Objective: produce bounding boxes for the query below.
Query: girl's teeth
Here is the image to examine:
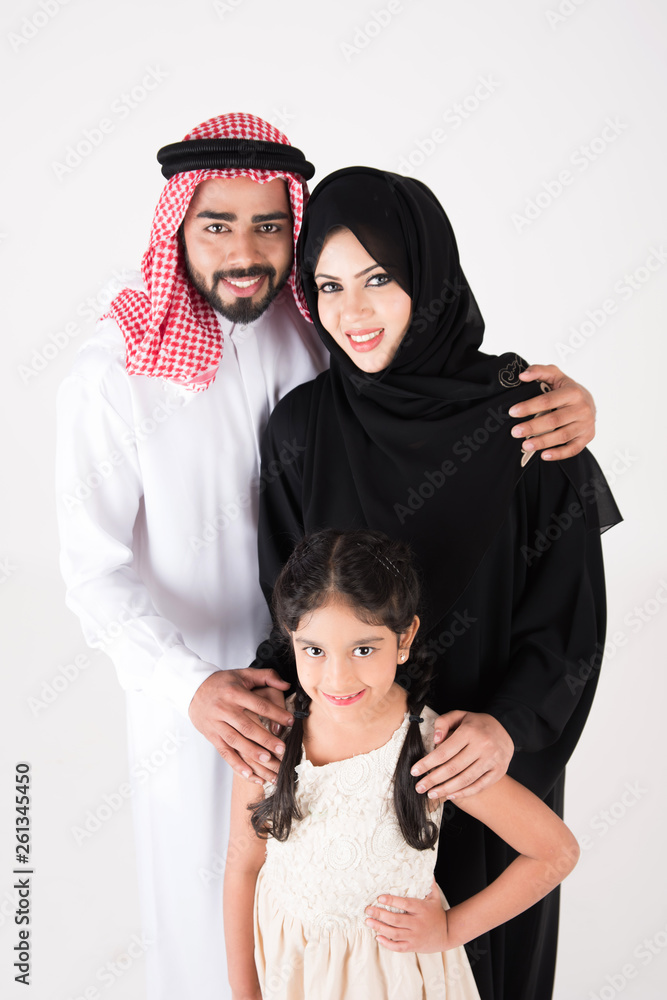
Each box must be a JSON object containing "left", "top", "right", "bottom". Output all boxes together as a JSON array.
[{"left": 350, "top": 330, "right": 382, "bottom": 343}]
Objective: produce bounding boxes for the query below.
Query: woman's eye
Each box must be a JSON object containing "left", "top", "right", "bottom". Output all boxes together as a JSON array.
[
  {"left": 316, "top": 281, "right": 341, "bottom": 294},
  {"left": 304, "top": 646, "right": 324, "bottom": 658},
  {"left": 353, "top": 646, "right": 374, "bottom": 657},
  {"left": 367, "top": 272, "right": 392, "bottom": 287}
]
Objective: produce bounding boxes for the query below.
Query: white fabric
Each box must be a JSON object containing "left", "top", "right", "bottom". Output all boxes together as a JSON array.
[
  {"left": 254, "top": 707, "right": 480, "bottom": 999},
  {"left": 56, "top": 277, "right": 328, "bottom": 1000}
]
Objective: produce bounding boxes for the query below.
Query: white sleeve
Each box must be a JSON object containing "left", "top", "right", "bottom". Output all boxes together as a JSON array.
[{"left": 55, "top": 364, "right": 219, "bottom": 717}]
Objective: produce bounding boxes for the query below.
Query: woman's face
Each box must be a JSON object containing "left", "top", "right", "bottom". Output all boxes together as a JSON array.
[{"left": 313, "top": 228, "right": 412, "bottom": 373}]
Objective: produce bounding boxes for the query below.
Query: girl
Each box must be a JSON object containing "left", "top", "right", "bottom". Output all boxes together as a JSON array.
[
  {"left": 225, "top": 528, "right": 579, "bottom": 1000},
  {"left": 253, "top": 167, "right": 621, "bottom": 998}
]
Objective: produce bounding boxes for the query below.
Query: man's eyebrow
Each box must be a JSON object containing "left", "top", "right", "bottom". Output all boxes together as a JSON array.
[
  {"left": 251, "top": 212, "right": 291, "bottom": 223},
  {"left": 196, "top": 211, "right": 236, "bottom": 221}
]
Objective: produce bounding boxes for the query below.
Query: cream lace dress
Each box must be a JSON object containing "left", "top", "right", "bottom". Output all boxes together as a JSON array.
[{"left": 253, "top": 706, "right": 481, "bottom": 999}]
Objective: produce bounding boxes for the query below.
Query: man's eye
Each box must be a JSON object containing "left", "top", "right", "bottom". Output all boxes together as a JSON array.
[
  {"left": 304, "top": 646, "right": 324, "bottom": 657},
  {"left": 353, "top": 646, "right": 374, "bottom": 657},
  {"left": 206, "top": 224, "right": 228, "bottom": 234},
  {"left": 258, "top": 224, "right": 280, "bottom": 233}
]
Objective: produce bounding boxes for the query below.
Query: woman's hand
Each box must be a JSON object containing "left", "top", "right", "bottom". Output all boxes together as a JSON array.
[
  {"left": 411, "top": 711, "right": 513, "bottom": 801},
  {"left": 365, "top": 881, "right": 456, "bottom": 953},
  {"left": 510, "top": 364, "right": 596, "bottom": 460}
]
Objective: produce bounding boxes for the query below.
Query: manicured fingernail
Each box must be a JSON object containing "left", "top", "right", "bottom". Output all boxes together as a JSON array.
[
  {"left": 508, "top": 405, "right": 520, "bottom": 417},
  {"left": 511, "top": 425, "right": 525, "bottom": 437},
  {"left": 415, "top": 784, "right": 425, "bottom": 794},
  {"left": 287, "top": 717, "right": 295, "bottom": 726},
  {"left": 259, "top": 753, "right": 270, "bottom": 763},
  {"left": 241, "top": 769, "right": 251, "bottom": 778},
  {"left": 410, "top": 766, "right": 421, "bottom": 776},
  {"left": 522, "top": 440, "right": 535, "bottom": 451},
  {"left": 275, "top": 745, "right": 285, "bottom": 756},
  {"left": 434, "top": 731, "right": 443, "bottom": 744},
  {"left": 428, "top": 790, "right": 439, "bottom": 799},
  {"left": 542, "top": 452, "right": 553, "bottom": 460},
  {"left": 378, "top": 896, "right": 387, "bottom": 904}
]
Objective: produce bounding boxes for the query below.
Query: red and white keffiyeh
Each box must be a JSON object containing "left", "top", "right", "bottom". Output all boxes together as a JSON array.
[{"left": 107, "top": 113, "right": 312, "bottom": 392}]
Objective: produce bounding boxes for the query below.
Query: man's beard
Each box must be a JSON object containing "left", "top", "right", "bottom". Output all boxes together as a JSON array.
[{"left": 183, "top": 249, "right": 291, "bottom": 324}]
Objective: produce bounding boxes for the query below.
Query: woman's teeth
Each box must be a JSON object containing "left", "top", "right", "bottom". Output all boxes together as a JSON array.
[{"left": 350, "top": 330, "right": 382, "bottom": 342}]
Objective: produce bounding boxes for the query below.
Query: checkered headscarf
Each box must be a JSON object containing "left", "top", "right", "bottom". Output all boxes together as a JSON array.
[{"left": 107, "top": 113, "right": 312, "bottom": 392}]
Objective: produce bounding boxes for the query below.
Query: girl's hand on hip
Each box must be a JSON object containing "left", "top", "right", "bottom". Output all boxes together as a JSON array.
[
  {"left": 410, "top": 711, "right": 513, "bottom": 801},
  {"left": 365, "top": 881, "right": 454, "bottom": 952}
]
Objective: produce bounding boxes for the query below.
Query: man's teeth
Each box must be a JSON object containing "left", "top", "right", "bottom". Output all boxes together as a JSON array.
[
  {"left": 350, "top": 330, "right": 382, "bottom": 343},
  {"left": 227, "top": 277, "right": 260, "bottom": 288}
]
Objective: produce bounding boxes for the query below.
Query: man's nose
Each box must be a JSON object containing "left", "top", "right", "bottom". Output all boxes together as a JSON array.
[{"left": 224, "top": 230, "right": 261, "bottom": 270}]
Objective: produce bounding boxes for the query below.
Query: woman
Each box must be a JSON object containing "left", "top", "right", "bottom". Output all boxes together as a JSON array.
[{"left": 254, "top": 167, "right": 621, "bottom": 999}]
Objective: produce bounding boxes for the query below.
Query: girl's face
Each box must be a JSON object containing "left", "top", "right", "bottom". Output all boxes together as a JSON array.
[
  {"left": 313, "top": 228, "right": 412, "bottom": 373},
  {"left": 291, "top": 597, "right": 419, "bottom": 725}
]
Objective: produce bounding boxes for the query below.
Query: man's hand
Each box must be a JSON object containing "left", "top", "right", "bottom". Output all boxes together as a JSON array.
[
  {"left": 410, "top": 711, "right": 513, "bottom": 801},
  {"left": 365, "top": 881, "right": 453, "bottom": 953},
  {"left": 188, "top": 668, "right": 292, "bottom": 783},
  {"left": 509, "top": 364, "right": 596, "bottom": 460}
]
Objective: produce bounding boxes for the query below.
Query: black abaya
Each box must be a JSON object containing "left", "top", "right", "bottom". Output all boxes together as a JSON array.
[{"left": 256, "top": 373, "right": 609, "bottom": 1000}]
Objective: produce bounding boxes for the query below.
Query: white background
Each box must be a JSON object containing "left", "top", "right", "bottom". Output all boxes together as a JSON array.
[{"left": 1, "top": 0, "right": 666, "bottom": 998}]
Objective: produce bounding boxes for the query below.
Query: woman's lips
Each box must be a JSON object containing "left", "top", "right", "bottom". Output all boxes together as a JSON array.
[
  {"left": 322, "top": 690, "right": 366, "bottom": 706},
  {"left": 219, "top": 275, "right": 267, "bottom": 298},
  {"left": 345, "top": 328, "right": 385, "bottom": 353}
]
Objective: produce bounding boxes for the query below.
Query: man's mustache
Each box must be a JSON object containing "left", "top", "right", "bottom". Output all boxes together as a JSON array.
[{"left": 214, "top": 266, "right": 275, "bottom": 282}]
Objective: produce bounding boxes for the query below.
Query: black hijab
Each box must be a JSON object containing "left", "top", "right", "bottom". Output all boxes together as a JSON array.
[{"left": 298, "top": 167, "right": 620, "bottom": 630}]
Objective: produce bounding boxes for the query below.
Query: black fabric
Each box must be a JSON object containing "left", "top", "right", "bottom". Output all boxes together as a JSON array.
[
  {"left": 255, "top": 166, "right": 621, "bottom": 998},
  {"left": 156, "top": 138, "right": 315, "bottom": 180}
]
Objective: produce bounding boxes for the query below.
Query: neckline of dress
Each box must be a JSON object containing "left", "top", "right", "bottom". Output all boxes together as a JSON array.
[{"left": 297, "top": 713, "right": 413, "bottom": 771}]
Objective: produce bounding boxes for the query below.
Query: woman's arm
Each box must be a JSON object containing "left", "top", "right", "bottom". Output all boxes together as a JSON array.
[
  {"left": 365, "top": 775, "right": 579, "bottom": 952},
  {"left": 223, "top": 774, "right": 268, "bottom": 1000}
]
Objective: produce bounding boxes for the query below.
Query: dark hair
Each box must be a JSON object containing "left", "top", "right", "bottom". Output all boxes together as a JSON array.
[{"left": 250, "top": 528, "right": 437, "bottom": 851}]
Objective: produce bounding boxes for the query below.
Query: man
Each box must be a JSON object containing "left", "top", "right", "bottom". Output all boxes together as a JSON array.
[{"left": 56, "top": 112, "right": 597, "bottom": 999}]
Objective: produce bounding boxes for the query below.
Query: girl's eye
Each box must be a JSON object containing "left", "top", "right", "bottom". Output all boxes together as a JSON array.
[
  {"left": 304, "top": 646, "right": 325, "bottom": 658},
  {"left": 353, "top": 646, "right": 374, "bottom": 657},
  {"left": 366, "top": 272, "right": 392, "bottom": 287}
]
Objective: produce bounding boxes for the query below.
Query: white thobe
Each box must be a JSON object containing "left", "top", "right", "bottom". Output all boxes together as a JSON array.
[{"left": 55, "top": 280, "right": 328, "bottom": 1000}]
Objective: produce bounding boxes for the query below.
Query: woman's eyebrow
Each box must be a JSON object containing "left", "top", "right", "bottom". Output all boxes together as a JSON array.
[{"left": 314, "top": 263, "right": 386, "bottom": 281}]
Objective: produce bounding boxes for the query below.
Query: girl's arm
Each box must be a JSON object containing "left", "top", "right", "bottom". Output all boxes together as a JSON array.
[
  {"left": 365, "top": 775, "right": 579, "bottom": 953},
  {"left": 223, "top": 773, "right": 268, "bottom": 999}
]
